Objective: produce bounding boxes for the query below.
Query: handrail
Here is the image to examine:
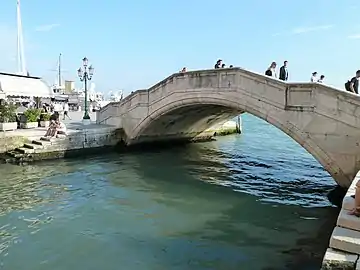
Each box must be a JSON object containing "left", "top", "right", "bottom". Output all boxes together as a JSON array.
[{"left": 98, "top": 115, "right": 114, "bottom": 124}]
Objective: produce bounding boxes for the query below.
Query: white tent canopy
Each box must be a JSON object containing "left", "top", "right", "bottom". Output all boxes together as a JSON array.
[{"left": 0, "top": 72, "right": 53, "bottom": 98}]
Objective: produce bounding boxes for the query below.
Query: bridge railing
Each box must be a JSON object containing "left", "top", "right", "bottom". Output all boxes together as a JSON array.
[{"left": 97, "top": 67, "right": 360, "bottom": 126}]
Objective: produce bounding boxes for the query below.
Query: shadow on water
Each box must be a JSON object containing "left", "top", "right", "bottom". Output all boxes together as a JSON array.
[{"left": 106, "top": 143, "right": 338, "bottom": 270}]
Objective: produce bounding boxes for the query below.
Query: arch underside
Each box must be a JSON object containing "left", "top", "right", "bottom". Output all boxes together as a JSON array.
[
  {"left": 135, "top": 104, "right": 243, "bottom": 144},
  {"left": 130, "top": 97, "right": 356, "bottom": 187}
]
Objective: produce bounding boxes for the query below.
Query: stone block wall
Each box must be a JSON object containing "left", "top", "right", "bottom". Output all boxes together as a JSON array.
[{"left": 0, "top": 135, "right": 28, "bottom": 153}]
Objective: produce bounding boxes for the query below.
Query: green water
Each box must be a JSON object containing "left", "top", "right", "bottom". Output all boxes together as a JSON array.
[{"left": 0, "top": 115, "right": 338, "bottom": 270}]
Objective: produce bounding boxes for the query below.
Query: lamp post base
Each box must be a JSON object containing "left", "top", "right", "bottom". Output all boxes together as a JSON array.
[
  {"left": 82, "top": 110, "right": 91, "bottom": 125},
  {"left": 82, "top": 118, "right": 91, "bottom": 125}
]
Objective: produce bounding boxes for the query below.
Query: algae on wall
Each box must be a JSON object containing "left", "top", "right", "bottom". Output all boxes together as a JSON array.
[{"left": 0, "top": 136, "right": 28, "bottom": 154}]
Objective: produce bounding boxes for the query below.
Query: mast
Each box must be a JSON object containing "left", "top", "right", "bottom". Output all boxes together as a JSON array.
[
  {"left": 16, "top": 0, "right": 26, "bottom": 75},
  {"left": 58, "top": 53, "right": 62, "bottom": 86}
]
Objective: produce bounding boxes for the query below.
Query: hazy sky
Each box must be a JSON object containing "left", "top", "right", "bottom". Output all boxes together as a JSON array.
[{"left": 0, "top": 0, "right": 359, "bottom": 94}]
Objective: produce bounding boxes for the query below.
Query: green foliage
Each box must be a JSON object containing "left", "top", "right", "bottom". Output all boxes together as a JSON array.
[
  {"left": 40, "top": 113, "right": 51, "bottom": 121},
  {"left": 24, "top": 108, "right": 41, "bottom": 123},
  {"left": 0, "top": 103, "right": 17, "bottom": 123}
]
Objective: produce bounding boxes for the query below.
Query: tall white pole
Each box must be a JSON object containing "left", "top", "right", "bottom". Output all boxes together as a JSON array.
[{"left": 17, "top": 0, "right": 26, "bottom": 75}]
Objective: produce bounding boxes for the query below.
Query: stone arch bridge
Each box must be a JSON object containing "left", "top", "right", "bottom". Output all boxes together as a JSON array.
[{"left": 97, "top": 68, "right": 360, "bottom": 188}]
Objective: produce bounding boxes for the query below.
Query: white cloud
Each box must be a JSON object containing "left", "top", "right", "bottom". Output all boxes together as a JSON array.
[
  {"left": 291, "top": 24, "right": 334, "bottom": 34},
  {"left": 35, "top": 23, "right": 60, "bottom": 32},
  {"left": 348, "top": 34, "right": 360, "bottom": 39},
  {"left": 272, "top": 24, "right": 334, "bottom": 37}
]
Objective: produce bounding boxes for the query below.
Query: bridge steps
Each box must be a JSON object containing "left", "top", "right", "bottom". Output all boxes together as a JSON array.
[
  {"left": 337, "top": 210, "right": 360, "bottom": 232},
  {"left": 0, "top": 137, "right": 65, "bottom": 165},
  {"left": 330, "top": 227, "right": 360, "bottom": 255},
  {"left": 322, "top": 173, "right": 360, "bottom": 269},
  {"left": 322, "top": 248, "right": 358, "bottom": 269}
]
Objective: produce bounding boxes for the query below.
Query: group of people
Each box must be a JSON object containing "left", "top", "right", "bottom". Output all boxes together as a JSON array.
[
  {"left": 265, "top": 61, "right": 326, "bottom": 83},
  {"left": 43, "top": 101, "right": 71, "bottom": 121},
  {"left": 214, "top": 59, "right": 233, "bottom": 69},
  {"left": 264, "top": 61, "right": 360, "bottom": 95},
  {"left": 44, "top": 112, "right": 67, "bottom": 138},
  {"left": 310, "top": 72, "right": 325, "bottom": 83},
  {"left": 180, "top": 59, "right": 360, "bottom": 95}
]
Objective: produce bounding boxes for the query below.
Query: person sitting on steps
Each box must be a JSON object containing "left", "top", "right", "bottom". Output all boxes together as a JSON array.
[
  {"left": 44, "top": 114, "right": 67, "bottom": 138},
  {"left": 349, "top": 180, "right": 360, "bottom": 217}
]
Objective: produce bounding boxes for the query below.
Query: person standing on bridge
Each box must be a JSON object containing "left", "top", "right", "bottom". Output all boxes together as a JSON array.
[
  {"left": 214, "top": 59, "right": 222, "bottom": 69},
  {"left": 345, "top": 70, "right": 360, "bottom": 94},
  {"left": 265, "top": 62, "right": 277, "bottom": 78},
  {"left": 310, "top": 72, "right": 318, "bottom": 82},
  {"left": 317, "top": 75, "right": 325, "bottom": 83},
  {"left": 279, "top": 61, "right": 289, "bottom": 81}
]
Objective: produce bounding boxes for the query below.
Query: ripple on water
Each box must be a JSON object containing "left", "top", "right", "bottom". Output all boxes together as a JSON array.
[{"left": 0, "top": 114, "right": 337, "bottom": 270}]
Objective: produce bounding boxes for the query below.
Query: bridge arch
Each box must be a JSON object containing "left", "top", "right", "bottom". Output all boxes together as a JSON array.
[
  {"left": 130, "top": 94, "right": 343, "bottom": 186},
  {"left": 98, "top": 68, "right": 360, "bottom": 187}
]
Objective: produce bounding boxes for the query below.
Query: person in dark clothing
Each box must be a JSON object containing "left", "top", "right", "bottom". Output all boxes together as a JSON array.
[
  {"left": 50, "top": 112, "right": 59, "bottom": 121},
  {"left": 221, "top": 64, "right": 226, "bottom": 68},
  {"left": 214, "top": 59, "right": 222, "bottom": 69},
  {"left": 318, "top": 75, "right": 325, "bottom": 83},
  {"left": 345, "top": 70, "right": 360, "bottom": 94},
  {"left": 279, "top": 61, "right": 288, "bottom": 81}
]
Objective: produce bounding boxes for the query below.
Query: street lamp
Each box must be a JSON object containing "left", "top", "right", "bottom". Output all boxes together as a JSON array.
[{"left": 77, "top": 57, "right": 94, "bottom": 123}]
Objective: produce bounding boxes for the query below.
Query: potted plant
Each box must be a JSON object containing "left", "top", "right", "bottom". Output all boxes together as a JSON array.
[
  {"left": 21, "top": 108, "right": 41, "bottom": 129},
  {"left": 39, "top": 113, "right": 51, "bottom": 127},
  {"left": 0, "top": 103, "right": 18, "bottom": 131}
]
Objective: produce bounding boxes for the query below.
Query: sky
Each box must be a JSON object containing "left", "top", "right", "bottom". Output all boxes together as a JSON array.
[{"left": 0, "top": 0, "right": 359, "bottom": 95}]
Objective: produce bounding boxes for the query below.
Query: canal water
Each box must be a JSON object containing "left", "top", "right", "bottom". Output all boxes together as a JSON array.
[{"left": 0, "top": 114, "right": 338, "bottom": 270}]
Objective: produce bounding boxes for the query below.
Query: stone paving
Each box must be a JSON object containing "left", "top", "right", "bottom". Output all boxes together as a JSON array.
[
  {"left": 0, "top": 110, "right": 121, "bottom": 164},
  {"left": 0, "top": 111, "right": 111, "bottom": 139},
  {"left": 0, "top": 111, "right": 115, "bottom": 154}
]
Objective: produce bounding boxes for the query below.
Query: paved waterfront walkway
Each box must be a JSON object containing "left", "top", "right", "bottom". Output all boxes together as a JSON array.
[{"left": 0, "top": 111, "right": 115, "bottom": 140}]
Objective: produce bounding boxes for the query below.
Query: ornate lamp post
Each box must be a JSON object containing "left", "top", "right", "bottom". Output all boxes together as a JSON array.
[{"left": 77, "top": 57, "right": 94, "bottom": 123}]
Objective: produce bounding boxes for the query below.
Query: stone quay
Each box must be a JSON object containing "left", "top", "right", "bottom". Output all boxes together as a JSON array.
[
  {"left": 0, "top": 111, "right": 122, "bottom": 164},
  {"left": 321, "top": 170, "right": 360, "bottom": 269},
  {"left": 0, "top": 111, "right": 241, "bottom": 164}
]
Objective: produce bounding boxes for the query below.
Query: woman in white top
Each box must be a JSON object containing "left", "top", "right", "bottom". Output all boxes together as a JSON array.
[
  {"left": 310, "top": 72, "right": 318, "bottom": 82},
  {"left": 265, "top": 62, "right": 277, "bottom": 78}
]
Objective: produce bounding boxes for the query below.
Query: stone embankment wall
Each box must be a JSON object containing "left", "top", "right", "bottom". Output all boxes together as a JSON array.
[
  {"left": 0, "top": 127, "right": 124, "bottom": 163},
  {"left": 0, "top": 120, "right": 240, "bottom": 164},
  {"left": 0, "top": 135, "right": 28, "bottom": 153},
  {"left": 194, "top": 120, "right": 240, "bottom": 141},
  {"left": 322, "top": 171, "right": 360, "bottom": 269}
]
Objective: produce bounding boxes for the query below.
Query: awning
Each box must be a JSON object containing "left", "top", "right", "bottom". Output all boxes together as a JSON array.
[{"left": 0, "top": 72, "right": 54, "bottom": 98}]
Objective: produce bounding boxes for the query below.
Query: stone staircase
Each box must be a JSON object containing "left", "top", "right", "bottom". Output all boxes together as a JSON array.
[
  {"left": 322, "top": 174, "right": 360, "bottom": 269},
  {"left": 0, "top": 136, "right": 66, "bottom": 165}
]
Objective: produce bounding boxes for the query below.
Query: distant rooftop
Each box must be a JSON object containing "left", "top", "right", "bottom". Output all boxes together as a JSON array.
[
  {"left": 0, "top": 72, "right": 53, "bottom": 98},
  {"left": 0, "top": 72, "right": 41, "bottom": 80}
]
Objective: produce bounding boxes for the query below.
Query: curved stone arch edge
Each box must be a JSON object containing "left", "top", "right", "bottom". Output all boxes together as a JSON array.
[{"left": 129, "top": 96, "right": 347, "bottom": 186}]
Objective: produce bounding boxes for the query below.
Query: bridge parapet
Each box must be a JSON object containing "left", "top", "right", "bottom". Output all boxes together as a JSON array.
[{"left": 98, "top": 68, "right": 360, "bottom": 129}]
